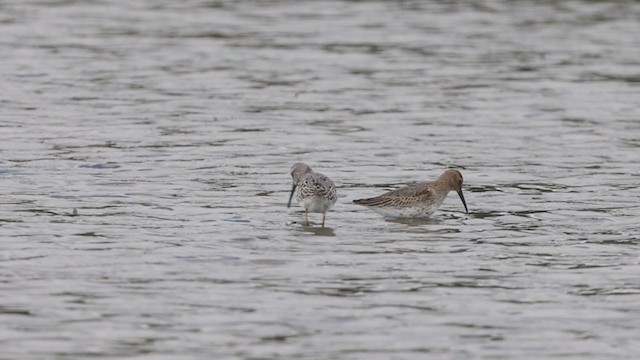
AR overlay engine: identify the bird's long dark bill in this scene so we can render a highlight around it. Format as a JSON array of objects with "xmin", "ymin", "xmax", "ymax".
[
  {"xmin": 457, "ymin": 190, "xmax": 468, "ymax": 213},
  {"xmin": 287, "ymin": 184, "xmax": 297, "ymax": 208}
]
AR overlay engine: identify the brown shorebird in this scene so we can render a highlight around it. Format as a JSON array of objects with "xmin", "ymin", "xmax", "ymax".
[
  {"xmin": 287, "ymin": 163, "xmax": 337, "ymax": 227},
  {"xmin": 353, "ymin": 169, "xmax": 468, "ymax": 218}
]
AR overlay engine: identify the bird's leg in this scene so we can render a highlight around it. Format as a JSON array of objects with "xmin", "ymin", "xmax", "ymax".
[
  {"xmin": 322, "ymin": 213, "xmax": 326, "ymax": 228},
  {"xmin": 304, "ymin": 210, "xmax": 309, "ymax": 226}
]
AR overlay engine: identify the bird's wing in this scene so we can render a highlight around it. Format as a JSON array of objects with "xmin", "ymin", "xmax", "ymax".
[
  {"xmin": 300, "ymin": 172, "xmax": 337, "ymax": 200},
  {"xmin": 353, "ymin": 182, "xmax": 432, "ymax": 207},
  {"xmin": 378, "ymin": 182, "xmax": 432, "ymax": 197}
]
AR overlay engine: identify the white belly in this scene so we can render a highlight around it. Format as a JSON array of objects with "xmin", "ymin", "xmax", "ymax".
[{"xmin": 301, "ymin": 196, "xmax": 334, "ymax": 213}]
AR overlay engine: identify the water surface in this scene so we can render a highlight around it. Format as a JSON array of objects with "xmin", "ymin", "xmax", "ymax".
[{"xmin": 1, "ymin": 0, "xmax": 639, "ymax": 359}]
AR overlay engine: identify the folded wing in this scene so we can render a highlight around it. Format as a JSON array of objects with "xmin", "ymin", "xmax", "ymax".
[{"xmin": 353, "ymin": 182, "xmax": 432, "ymax": 207}]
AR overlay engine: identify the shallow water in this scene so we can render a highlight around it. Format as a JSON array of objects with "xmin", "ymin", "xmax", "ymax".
[{"xmin": 1, "ymin": 0, "xmax": 640, "ymax": 359}]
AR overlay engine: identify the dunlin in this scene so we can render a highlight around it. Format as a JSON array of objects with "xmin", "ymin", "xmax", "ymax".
[
  {"xmin": 353, "ymin": 169, "xmax": 468, "ymax": 218},
  {"xmin": 287, "ymin": 163, "xmax": 337, "ymax": 227}
]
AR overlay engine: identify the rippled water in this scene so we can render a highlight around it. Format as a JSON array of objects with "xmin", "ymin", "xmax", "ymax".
[{"xmin": 1, "ymin": 0, "xmax": 640, "ymax": 358}]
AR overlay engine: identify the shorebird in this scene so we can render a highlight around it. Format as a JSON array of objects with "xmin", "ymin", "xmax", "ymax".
[
  {"xmin": 287, "ymin": 162, "xmax": 337, "ymax": 227},
  {"xmin": 353, "ymin": 169, "xmax": 468, "ymax": 218}
]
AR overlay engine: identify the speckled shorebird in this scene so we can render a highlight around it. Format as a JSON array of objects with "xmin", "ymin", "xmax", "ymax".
[
  {"xmin": 287, "ymin": 162, "xmax": 337, "ymax": 227},
  {"xmin": 353, "ymin": 169, "xmax": 468, "ymax": 218}
]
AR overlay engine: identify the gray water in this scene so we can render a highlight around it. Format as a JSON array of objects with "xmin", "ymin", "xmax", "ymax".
[{"xmin": 1, "ymin": 0, "xmax": 640, "ymax": 359}]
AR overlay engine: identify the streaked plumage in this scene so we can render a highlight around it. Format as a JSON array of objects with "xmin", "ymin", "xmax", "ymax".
[
  {"xmin": 353, "ymin": 169, "xmax": 468, "ymax": 218},
  {"xmin": 287, "ymin": 162, "xmax": 337, "ymax": 227}
]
